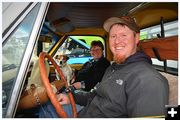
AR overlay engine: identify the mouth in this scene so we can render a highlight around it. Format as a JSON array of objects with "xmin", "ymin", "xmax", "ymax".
[
  {"xmin": 115, "ymin": 46, "xmax": 125, "ymax": 51},
  {"xmin": 116, "ymin": 46, "xmax": 124, "ymax": 50}
]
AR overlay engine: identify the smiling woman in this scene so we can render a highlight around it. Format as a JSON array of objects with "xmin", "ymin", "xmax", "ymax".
[{"xmin": 2, "ymin": 2, "xmax": 178, "ymax": 118}]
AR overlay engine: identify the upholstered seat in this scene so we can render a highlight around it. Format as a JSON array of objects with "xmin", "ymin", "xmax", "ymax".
[{"xmin": 160, "ymin": 72, "xmax": 178, "ymax": 105}]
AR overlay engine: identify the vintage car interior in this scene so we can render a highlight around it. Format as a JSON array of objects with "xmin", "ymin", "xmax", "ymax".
[{"xmin": 2, "ymin": 2, "xmax": 178, "ymax": 118}]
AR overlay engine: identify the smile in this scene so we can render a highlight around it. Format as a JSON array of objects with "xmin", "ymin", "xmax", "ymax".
[{"xmin": 115, "ymin": 46, "xmax": 125, "ymax": 50}]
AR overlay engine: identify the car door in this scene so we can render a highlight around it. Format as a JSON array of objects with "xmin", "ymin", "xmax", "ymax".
[{"xmin": 2, "ymin": 2, "xmax": 49, "ymax": 118}]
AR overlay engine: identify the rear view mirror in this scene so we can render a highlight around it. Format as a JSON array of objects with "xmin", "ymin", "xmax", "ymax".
[{"xmin": 39, "ymin": 35, "xmax": 52, "ymax": 43}]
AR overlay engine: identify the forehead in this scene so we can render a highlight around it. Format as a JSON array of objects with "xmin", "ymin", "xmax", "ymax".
[
  {"xmin": 91, "ymin": 45, "xmax": 101, "ymax": 49},
  {"xmin": 109, "ymin": 24, "xmax": 132, "ymax": 33}
]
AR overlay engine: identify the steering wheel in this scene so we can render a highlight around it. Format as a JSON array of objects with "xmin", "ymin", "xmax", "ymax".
[{"xmin": 39, "ymin": 52, "xmax": 77, "ymax": 118}]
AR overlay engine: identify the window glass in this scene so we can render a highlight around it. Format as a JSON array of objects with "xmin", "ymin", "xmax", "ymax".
[
  {"xmin": 140, "ymin": 20, "xmax": 178, "ymax": 40},
  {"xmin": 140, "ymin": 20, "xmax": 178, "ymax": 74},
  {"xmin": 2, "ymin": 4, "xmax": 41, "ymax": 117},
  {"xmin": 152, "ymin": 58, "xmax": 178, "ymax": 74},
  {"xmin": 54, "ymin": 36, "xmax": 105, "ymax": 64}
]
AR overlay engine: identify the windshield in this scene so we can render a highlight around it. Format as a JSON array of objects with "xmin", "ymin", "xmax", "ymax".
[{"xmin": 53, "ymin": 36, "xmax": 105, "ymax": 64}]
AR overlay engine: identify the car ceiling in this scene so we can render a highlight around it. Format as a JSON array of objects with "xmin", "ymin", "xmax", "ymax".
[
  {"xmin": 45, "ymin": 2, "xmax": 178, "ymax": 33},
  {"xmin": 46, "ymin": 2, "xmax": 142, "ymax": 33}
]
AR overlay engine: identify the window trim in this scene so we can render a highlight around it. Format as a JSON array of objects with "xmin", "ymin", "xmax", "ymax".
[{"xmin": 4, "ymin": 3, "xmax": 49, "ymax": 118}]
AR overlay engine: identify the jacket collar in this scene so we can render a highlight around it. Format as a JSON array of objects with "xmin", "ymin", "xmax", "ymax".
[{"xmin": 112, "ymin": 51, "xmax": 152, "ymax": 67}]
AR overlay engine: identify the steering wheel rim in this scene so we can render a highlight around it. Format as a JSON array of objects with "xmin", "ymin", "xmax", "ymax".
[{"xmin": 39, "ymin": 52, "xmax": 77, "ymax": 118}]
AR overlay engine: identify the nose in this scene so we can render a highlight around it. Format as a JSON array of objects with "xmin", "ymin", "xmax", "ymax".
[{"xmin": 115, "ymin": 36, "xmax": 123, "ymax": 44}]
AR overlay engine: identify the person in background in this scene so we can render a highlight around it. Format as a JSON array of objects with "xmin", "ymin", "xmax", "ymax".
[{"xmin": 72, "ymin": 40, "xmax": 110, "ymax": 91}]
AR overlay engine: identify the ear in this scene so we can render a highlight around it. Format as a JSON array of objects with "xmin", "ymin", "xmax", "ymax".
[
  {"xmin": 135, "ymin": 33, "xmax": 140, "ymax": 45},
  {"xmin": 63, "ymin": 55, "xmax": 69, "ymax": 61},
  {"xmin": 55, "ymin": 55, "xmax": 58, "ymax": 59},
  {"xmin": 66, "ymin": 56, "xmax": 69, "ymax": 61}
]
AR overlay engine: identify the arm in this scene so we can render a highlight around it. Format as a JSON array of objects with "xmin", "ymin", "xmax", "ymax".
[
  {"xmin": 73, "ymin": 90, "xmax": 97, "ymax": 106},
  {"xmin": 58, "ymin": 89, "xmax": 97, "ymax": 106}
]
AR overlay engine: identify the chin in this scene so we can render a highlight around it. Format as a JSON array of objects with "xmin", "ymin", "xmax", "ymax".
[{"xmin": 114, "ymin": 54, "xmax": 126, "ymax": 64}]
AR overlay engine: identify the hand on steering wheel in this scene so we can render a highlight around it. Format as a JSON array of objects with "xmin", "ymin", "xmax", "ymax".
[{"xmin": 39, "ymin": 52, "xmax": 77, "ymax": 118}]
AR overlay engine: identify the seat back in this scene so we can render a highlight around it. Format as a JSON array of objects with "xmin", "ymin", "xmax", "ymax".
[
  {"xmin": 26, "ymin": 57, "xmax": 50, "ymax": 89},
  {"xmin": 159, "ymin": 72, "xmax": 178, "ymax": 105}
]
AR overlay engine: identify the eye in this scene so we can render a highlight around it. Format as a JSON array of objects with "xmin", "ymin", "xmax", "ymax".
[{"xmin": 110, "ymin": 35, "xmax": 116, "ymax": 39}]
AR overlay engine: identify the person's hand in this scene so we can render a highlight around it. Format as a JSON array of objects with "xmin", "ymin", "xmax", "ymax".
[
  {"xmin": 57, "ymin": 93, "xmax": 70, "ymax": 104},
  {"xmin": 72, "ymin": 82, "xmax": 81, "ymax": 89}
]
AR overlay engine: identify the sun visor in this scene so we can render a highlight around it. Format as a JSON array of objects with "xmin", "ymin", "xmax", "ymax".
[{"xmin": 51, "ymin": 17, "xmax": 75, "ymax": 33}]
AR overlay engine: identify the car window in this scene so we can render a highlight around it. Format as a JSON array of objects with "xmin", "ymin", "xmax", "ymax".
[
  {"xmin": 140, "ymin": 20, "xmax": 178, "ymax": 74},
  {"xmin": 54, "ymin": 36, "xmax": 105, "ymax": 64},
  {"xmin": 140, "ymin": 20, "xmax": 178, "ymax": 40},
  {"xmin": 2, "ymin": 4, "xmax": 41, "ymax": 117}
]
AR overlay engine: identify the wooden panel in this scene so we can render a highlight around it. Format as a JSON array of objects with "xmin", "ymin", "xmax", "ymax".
[{"xmin": 139, "ymin": 36, "xmax": 178, "ymax": 60}]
